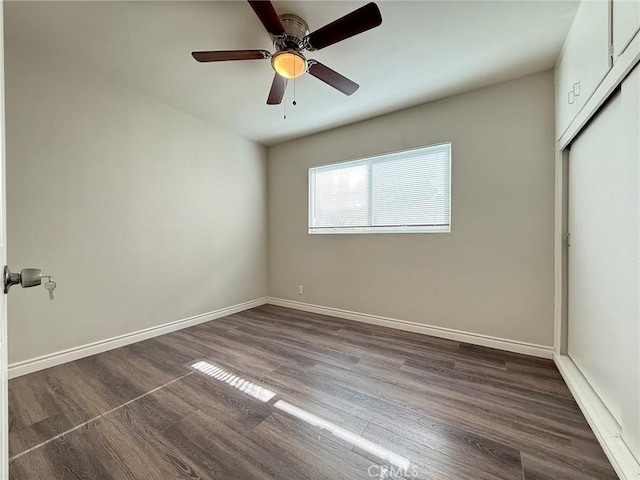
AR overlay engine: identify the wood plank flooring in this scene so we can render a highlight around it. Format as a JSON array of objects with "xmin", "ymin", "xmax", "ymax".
[{"xmin": 8, "ymin": 305, "xmax": 618, "ymax": 479}]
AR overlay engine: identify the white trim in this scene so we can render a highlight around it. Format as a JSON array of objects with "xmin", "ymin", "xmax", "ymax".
[
  {"xmin": 617, "ymin": 24, "xmax": 640, "ymax": 60},
  {"xmin": 7, "ymin": 297, "xmax": 268, "ymax": 379},
  {"xmin": 554, "ymin": 354, "xmax": 640, "ymax": 480},
  {"xmin": 553, "ymin": 144, "xmax": 564, "ymax": 356},
  {"xmin": 267, "ymin": 297, "xmax": 553, "ymax": 359},
  {"xmin": 0, "ymin": 1, "xmax": 8, "ymax": 477},
  {"xmin": 308, "ymin": 225, "xmax": 450, "ymax": 235}
]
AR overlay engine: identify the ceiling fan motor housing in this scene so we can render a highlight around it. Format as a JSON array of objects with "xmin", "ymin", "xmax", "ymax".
[{"xmin": 274, "ymin": 14, "xmax": 309, "ymax": 50}]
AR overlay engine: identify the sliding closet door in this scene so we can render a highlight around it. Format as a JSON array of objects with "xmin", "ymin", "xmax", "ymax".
[{"xmin": 567, "ymin": 67, "xmax": 640, "ymax": 459}]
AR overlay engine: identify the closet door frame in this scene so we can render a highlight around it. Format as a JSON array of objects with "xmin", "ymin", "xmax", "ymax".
[{"xmin": 553, "ymin": 31, "xmax": 640, "ymax": 480}]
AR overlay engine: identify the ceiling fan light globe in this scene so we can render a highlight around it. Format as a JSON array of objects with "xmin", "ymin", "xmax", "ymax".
[{"xmin": 272, "ymin": 51, "xmax": 307, "ymax": 79}]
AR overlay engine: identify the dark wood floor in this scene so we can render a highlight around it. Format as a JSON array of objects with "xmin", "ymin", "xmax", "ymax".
[{"xmin": 8, "ymin": 305, "xmax": 617, "ymax": 479}]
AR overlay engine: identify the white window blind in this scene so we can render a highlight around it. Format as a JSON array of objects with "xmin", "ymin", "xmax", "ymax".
[{"xmin": 309, "ymin": 143, "xmax": 451, "ymax": 234}]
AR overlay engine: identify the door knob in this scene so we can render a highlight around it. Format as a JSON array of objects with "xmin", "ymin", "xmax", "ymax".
[{"xmin": 3, "ymin": 266, "xmax": 42, "ymax": 293}]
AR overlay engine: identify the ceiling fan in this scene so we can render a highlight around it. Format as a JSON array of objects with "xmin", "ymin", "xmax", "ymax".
[{"xmin": 192, "ymin": 1, "xmax": 382, "ymax": 105}]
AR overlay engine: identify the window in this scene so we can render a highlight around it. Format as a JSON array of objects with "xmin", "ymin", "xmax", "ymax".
[{"xmin": 308, "ymin": 143, "xmax": 451, "ymax": 234}]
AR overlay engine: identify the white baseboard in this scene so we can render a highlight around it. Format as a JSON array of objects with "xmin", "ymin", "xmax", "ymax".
[
  {"xmin": 554, "ymin": 354, "xmax": 640, "ymax": 480},
  {"xmin": 267, "ymin": 297, "xmax": 554, "ymax": 359},
  {"xmin": 8, "ymin": 297, "xmax": 268, "ymax": 379}
]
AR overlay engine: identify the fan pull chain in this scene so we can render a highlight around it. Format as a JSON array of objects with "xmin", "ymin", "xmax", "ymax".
[
  {"xmin": 293, "ymin": 76, "xmax": 297, "ymax": 106},
  {"xmin": 283, "ymin": 98, "xmax": 287, "ymax": 120}
]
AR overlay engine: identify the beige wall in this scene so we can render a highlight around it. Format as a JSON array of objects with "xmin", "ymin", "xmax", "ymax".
[
  {"xmin": 268, "ymin": 71, "xmax": 555, "ymax": 346},
  {"xmin": 5, "ymin": 42, "xmax": 268, "ymax": 364}
]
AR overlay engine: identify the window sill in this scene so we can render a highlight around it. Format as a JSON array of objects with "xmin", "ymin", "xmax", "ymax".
[{"xmin": 308, "ymin": 226, "xmax": 451, "ymax": 235}]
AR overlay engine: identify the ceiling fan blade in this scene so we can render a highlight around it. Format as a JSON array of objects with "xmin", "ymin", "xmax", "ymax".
[
  {"xmin": 308, "ymin": 61, "xmax": 359, "ymax": 95},
  {"xmin": 192, "ymin": 50, "xmax": 270, "ymax": 62},
  {"xmin": 248, "ymin": 1, "xmax": 285, "ymax": 36},
  {"xmin": 267, "ymin": 73, "xmax": 287, "ymax": 105},
  {"xmin": 305, "ymin": 2, "xmax": 382, "ymax": 51}
]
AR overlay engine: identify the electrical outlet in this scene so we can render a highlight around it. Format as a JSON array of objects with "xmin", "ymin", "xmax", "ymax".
[{"xmin": 298, "ymin": 285, "xmax": 304, "ymax": 295}]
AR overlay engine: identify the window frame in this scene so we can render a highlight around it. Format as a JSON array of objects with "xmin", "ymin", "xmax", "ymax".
[{"xmin": 308, "ymin": 142, "xmax": 452, "ymax": 235}]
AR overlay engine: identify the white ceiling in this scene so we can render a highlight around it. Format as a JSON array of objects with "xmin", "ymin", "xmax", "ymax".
[{"xmin": 4, "ymin": 1, "xmax": 578, "ymax": 146}]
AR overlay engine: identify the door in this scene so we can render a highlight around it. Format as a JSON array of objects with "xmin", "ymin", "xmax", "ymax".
[
  {"xmin": 0, "ymin": 1, "xmax": 8, "ymax": 478},
  {"xmin": 567, "ymin": 67, "xmax": 640, "ymax": 459},
  {"xmin": 568, "ymin": 89, "xmax": 628, "ymax": 424}
]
